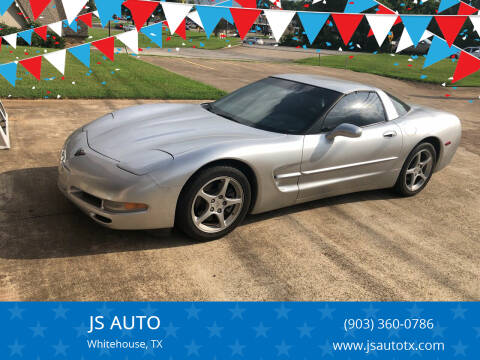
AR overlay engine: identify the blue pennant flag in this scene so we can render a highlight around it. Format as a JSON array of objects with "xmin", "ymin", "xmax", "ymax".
[
  {"xmin": 438, "ymin": 0, "xmax": 460, "ymax": 13},
  {"xmin": 401, "ymin": 15, "xmax": 432, "ymax": 47},
  {"xmin": 0, "ymin": 62, "xmax": 18, "ymax": 87},
  {"xmin": 0, "ymin": 0, "xmax": 12, "ymax": 15},
  {"xmin": 96, "ymin": 0, "xmax": 123, "ymax": 28},
  {"xmin": 141, "ymin": 23, "xmax": 163, "ymax": 48},
  {"xmin": 69, "ymin": 44, "xmax": 91, "ymax": 68},
  {"xmin": 423, "ymin": 36, "xmax": 459, "ymax": 68},
  {"xmin": 63, "ymin": 19, "xmax": 78, "ymax": 32},
  {"xmin": 298, "ymin": 12, "xmax": 330, "ymax": 45},
  {"xmin": 214, "ymin": 0, "xmax": 233, "ymax": 24},
  {"xmin": 344, "ymin": 0, "xmax": 377, "ymax": 13},
  {"xmin": 18, "ymin": 29, "xmax": 33, "ymax": 45},
  {"xmin": 196, "ymin": 6, "xmax": 232, "ymax": 38}
]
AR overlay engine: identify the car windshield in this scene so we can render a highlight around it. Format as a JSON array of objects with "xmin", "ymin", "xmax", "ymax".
[{"xmin": 207, "ymin": 77, "xmax": 342, "ymax": 135}]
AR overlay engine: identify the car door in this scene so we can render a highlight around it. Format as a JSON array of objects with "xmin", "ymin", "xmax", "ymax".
[{"xmin": 298, "ymin": 91, "xmax": 402, "ymax": 201}]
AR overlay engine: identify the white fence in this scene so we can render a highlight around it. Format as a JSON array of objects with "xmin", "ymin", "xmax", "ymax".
[{"xmin": 0, "ymin": 101, "xmax": 10, "ymax": 149}]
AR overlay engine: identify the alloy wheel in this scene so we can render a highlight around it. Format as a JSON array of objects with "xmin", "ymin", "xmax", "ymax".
[{"xmin": 405, "ymin": 149, "xmax": 433, "ymax": 192}]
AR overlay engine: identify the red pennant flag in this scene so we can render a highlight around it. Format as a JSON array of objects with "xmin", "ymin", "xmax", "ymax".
[
  {"xmin": 20, "ymin": 56, "xmax": 42, "ymax": 80},
  {"xmin": 77, "ymin": 13, "xmax": 93, "ymax": 28},
  {"xmin": 29, "ymin": 0, "xmax": 51, "ymax": 20},
  {"xmin": 175, "ymin": 18, "xmax": 186, "ymax": 40},
  {"xmin": 34, "ymin": 26, "xmax": 48, "ymax": 41},
  {"xmin": 453, "ymin": 51, "xmax": 480, "ymax": 83},
  {"xmin": 458, "ymin": 2, "xmax": 478, "ymax": 15},
  {"xmin": 435, "ymin": 15, "xmax": 467, "ymax": 47},
  {"xmin": 93, "ymin": 37, "xmax": 115, "ymax": 61},
  {"xmin": 235, "ymin": 0, "xmax": 256, "ymax": 8},
  {"xmin": 332, "ymin": 14, "xmax": 364, "ymax": 46},
  {"xmin": 230, "ymin": 8, "xmax": 262, "ymax": 40},
  {"xmin": 123, "ymin": 0, "xmax": 159, "ymax": 32}
]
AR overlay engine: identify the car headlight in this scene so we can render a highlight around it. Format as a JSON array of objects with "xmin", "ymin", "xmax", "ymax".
[{"xmin": 102, "ymin": 200, "xmax": 148, "ymax": 213}]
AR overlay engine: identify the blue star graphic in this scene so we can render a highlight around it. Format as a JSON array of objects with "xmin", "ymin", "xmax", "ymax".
[
  {"xmin": 185, "ymin": 304, "xmax": 201, "ymax": 320},
  {"xmin": 407, "ymin": 303, "xmax": 424, "ymax": 317},
  {"xmin": 52, "ymin": 304, "xmax": 69, "ymax": 320},
  {"xmin": 229, "ymin": 304, "xmax": 246, "ymax": 319},
  {"xmin": 275, "ymin": 340, "xmax": 292, "ymax": 356},
  {"xmin": 96, "ymin": 303, "xmax": 113, "ymax": 319},
  {"xmin": 431, "ymin": 323, "xmax": 447, "ymax": 338},
  {"xmin": 30, "ymin": 322, "xmax": 47, "ymax": 337},
  {"xmin": 318, "ymin": 304, "xmax": 335, "ymax": 320},
  {"xmin": 474, "ymin": 327, "xmax": 480, "ymax": 338},
  {"xmin": 8, "ymin": 304, "xmax": 25, "ymax": 320},
  {"xmin": 253, "ymin": 322, "xmax": 270, "ymax": 338},
  {"xmin": 229, "ymin": 339, "xmax": 245, "ymax": 356},
  {"xmin": 362, "ymin": 304, "xmax": 379, "ymax": 319},
  {"xmin": 297, "ymin": 323, "xmax": 314, "ymax": 338},
  {"xmin": 207, "ymin": 322, "xmax": 223, "ymax": 338},
  {"xmin": 164, "ymin": 322, "xmax": 179, "ymax": 337},
  {"xmin": 73, "ymin": 323, "xmax": 89, "ymax": 338},
  {"xmin": 274, "ymin": 303, "xmax": 291, "ymax": 319},
  {"xmin": 8, "ymin": 340, "xmax": 24, "ymax": 356},
  {"xmin": 141, "ymin": 303, "xmax": 158, "ymax": 317},
  {"xmin": 387, "ymin": 327, "xmax": 400, "ymax": 338},
  {"xmin": 452, "ymin": 341, "xmax": 467, "ymax": 356},
  {"xmin": 319, "ymin": 340, "xmax": 333, "ymax": 357},
  {"xmin": 52, "ymin": 340, "xmax": 69, "ymax": 356},
  {"xmin": 451, "ymin": 305, "xmax": 467, "ymax": 320},
  {"xmin": 185, "ymin": 340, "xmax": 202, "ymax": 356}
]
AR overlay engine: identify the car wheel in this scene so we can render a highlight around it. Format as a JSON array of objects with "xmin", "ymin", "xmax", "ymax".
[
  {"xmin": 176, "ymin": 166, "xmax": 251, "ymax": 241},
  {"xmin": 394, "ymin": 142, "xmax": 436, "ymax": 197}
]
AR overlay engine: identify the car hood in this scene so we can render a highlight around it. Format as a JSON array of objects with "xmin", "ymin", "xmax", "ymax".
[{"xmin": 84, "ymin": 103, "xmax": 280, "ymax": 162}]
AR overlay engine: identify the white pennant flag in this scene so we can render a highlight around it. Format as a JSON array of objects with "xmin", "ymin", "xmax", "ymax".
[
  {"xmin": 62, "ymin": 0, "xmax": 88, "ymax": 24},
  {"xmin": 116, "ymin": 30, "xmax": 139, "ymax": 54},
  {"xmin": 470, "ymin": 16, "xmax": 480, "ymax": 35},
  {"xmin": 366, "ymin": 14, "xmax": 398, "ymax": 47},
  {"xmin": 44, "ymin": 49, "xmax": 66, "ymax": 75},
  {"xmin": 187, "ymin": 11, "xmax": 204, "ymax": 29},
  {"xmin": 264, "ymin": 10, "xmax": 295, "ymax": 42},
  {"xmin": 93, "ymin": 10, "xmax": 99, "ymax": 18},
  {"xmin": 3, "ymin": 33, "xmax": 17, "ymax": 49},
  {"xmin": 161, "ymin": 2, "xmax": 192, "ymax": 35},
  {"xmin": 48, "ymin": 21, "xmax": 63, "ymax": 37},
  {"xmin": 396, "ymin": 28, "xmax": 433, "ymax": 53}
]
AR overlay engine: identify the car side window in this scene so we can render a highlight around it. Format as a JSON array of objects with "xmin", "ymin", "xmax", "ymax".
[{"xmin": 322, "ymin": 92, "xmax": 386, "ymax": 132}]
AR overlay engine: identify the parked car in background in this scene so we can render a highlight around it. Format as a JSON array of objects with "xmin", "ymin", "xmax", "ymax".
[
  {"xmin": 122, "ymin": 24, "xmax": 136, "ymax": 31},
  {"xmin": 454, "ymin": 46, "xmax": 480, "ymax": 59},
  {"xmin": 243, "ymin": 37, "xmax": 264, "ymax": 45}
]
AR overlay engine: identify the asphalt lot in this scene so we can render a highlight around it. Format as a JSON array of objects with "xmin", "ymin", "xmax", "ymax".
[{"xmin": 0, "ymin": 57, "xmax": 479, "ymax": 301}]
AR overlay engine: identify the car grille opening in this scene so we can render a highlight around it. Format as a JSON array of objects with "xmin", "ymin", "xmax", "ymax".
[
  {"xmin": 92, "ymin": 214, "xmax": 112, "ymax": 224},
  {"xmin": 70, "ymin": 187, "xmax": 102, "ymax": 208}
]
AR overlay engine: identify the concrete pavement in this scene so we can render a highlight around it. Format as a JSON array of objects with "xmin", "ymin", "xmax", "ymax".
[{"xmin": 0, "ymin": 60, "xmax": 479, "ymax": 301}]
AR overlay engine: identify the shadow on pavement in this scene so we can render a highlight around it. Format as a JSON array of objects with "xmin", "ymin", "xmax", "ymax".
[{"xmin": 0, "ymin": 166, "xmax": 397, "ymax": 260}]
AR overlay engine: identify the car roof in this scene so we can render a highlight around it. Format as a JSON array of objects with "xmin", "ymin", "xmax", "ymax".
[{"xmin": 273, "ymin": 74, "xmax": 378, "ymax": 94}]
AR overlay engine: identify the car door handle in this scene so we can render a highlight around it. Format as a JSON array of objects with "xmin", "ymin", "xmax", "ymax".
[{"xmin": 383, "ymin": 131, "xmax": 397, "ymax": 138}]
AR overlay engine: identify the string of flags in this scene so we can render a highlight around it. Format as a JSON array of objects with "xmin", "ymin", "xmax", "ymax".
[{"xmin": 0, "ymin": 1, "xmax": 480, "ymax": 86}]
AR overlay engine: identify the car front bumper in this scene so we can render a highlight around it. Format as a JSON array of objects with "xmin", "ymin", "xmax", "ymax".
[{"xmin": 58, "ymin": 129, "xmax": 179, "ymax": 230}]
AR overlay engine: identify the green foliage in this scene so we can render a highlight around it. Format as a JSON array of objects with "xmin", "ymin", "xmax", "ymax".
[{"xmin": 0, "ymin": 23, "xmax": 65, "ymax": 49}]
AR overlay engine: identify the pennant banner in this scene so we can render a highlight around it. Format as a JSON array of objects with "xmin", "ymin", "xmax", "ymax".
[
  {"xmin": 161, "ymin": 2, "xmax": 192, "ymax": 35},
  {"xmin": 453, "ymin": 50, "xmax": 480, "ymax": 82},
  {"xmin": 34, "ymin": 26, "xmax": 48, "ymax": 41},
  {"xmin": 196, "ymin": 6, "xmax": 229, "ymax": 39},
  {"xmin": 297, "ymin": 12, "xmax": 330, "ymax": 45},
  {"xmin": 396, "ymin": 28, "xmax": 433, "ymax": 53},
  {"xmin": 423, "ymin": 36, "xmax": 460, "ymax": 69},
  {"xmin": 264, "ymin": 10, "xmax": 296, "ymax": 42},
  {"xmin": 400, "ymin": 15, "xmax": 432, "ymax": 47},
  {"xmin": 18, "ymin": 29, "xmax": 33, "ymax": 45},
  {"xmin": 116, "ymin": 30, "xmax": 139, "ymax": 54},
  {"xmin": 123, "ymin": 0, "xmax": 159, "ymax": 32},
  {"xmin": 62, "ymin": 0, "xmax": 88, "ymax": 25},
  {"xmin": 0, "ymin": 62, "xmax": 17, "ymax": 86},
  {"xmin": 332, "ymin": 13, "xmax": 364, "ymax": 46},
  {"xmin": 95, "ymin": 0, "xmax": 123, "ymax": 27},
  {"xmin": 344, "ymin": 0, "xmax": 378, "ymax": 14},
  {"xmin": 435, "ymin": 15, "xmax": 467, "ymax": 47},
  {"xmin": 230, "ymin": 8, "xmax": 262, "ymax": 40},
  {"xmin": 44, "ymin": 49, "xmax": 67, "ymax": 75},
  {"xmin": 68, "ymin": 43, "xmax": 91, "ymax": 68},
  {"xmin": 141, "ymin": 22, "xmax": 163, "ymax": 48},
  {"xmin": 366, "ymin": 14, "xmax": 398, "ymax": 47},
  {"xmin": 438, "ymin": 0, "xmax": 460, "ymax": 13},
  {"xmin": 92, "ymin": 37, "xmax": 115, "ymax": 62},
  {"xmin": 30, "ymin": 0, "xmax": 51, "ymax": 20},
  {"xmin": 19, "ymin": 56, "xmax": 42, "ymax": 80}
]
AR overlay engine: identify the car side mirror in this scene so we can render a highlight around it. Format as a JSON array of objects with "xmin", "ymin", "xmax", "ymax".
[{"xmin": 326, "ymin": 123, "xmax": 363, "ymax": 141}]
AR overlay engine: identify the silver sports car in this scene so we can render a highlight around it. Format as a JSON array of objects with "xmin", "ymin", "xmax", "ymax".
[{"xmin": 58, "ymin": 74, "xmax": 461, "ymax": 241}]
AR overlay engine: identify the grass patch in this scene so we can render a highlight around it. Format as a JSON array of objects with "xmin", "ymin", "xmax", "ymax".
[
  {"xmin": 296, "ymin": 53, "xmax": 480, "ymax": 87},
  {"xmin": 88, "ymin": 27, "xmax": 241, "ymax": 50},
  {"xmin": 0, "ymin": 46, "xmax": 226, "ymax": 99}
]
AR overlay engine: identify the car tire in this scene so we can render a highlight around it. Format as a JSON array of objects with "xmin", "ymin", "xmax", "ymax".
[
  {"xmin": 394, "ymin": 142, "xmax": 437, "ymax": 197},
  {"xmin": 175, "ymin": 166, "xmax": 252, "ymax": 241}
]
